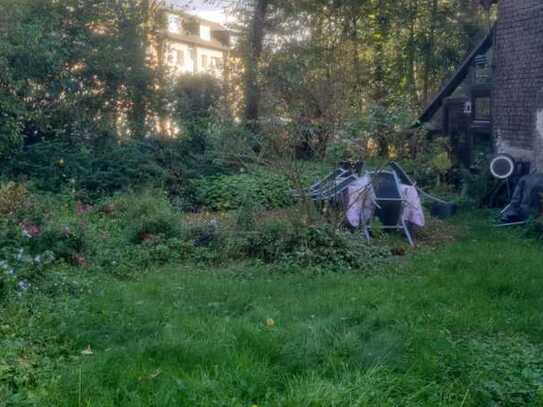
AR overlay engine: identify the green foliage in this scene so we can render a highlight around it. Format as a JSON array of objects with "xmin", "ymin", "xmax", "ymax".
[
  {"xmin": 395, "ymin": 136, "xmax": 456, "ymax": 192},
  {"xmin": 210, "ymin": 208, "xmax": 392, "ymax": 271},
  {"xmin": 0, "ymin": 248, "xmax": 56, "ymax": 303},
  {"xmin": 122, "ymin": 191, "xmax": 184, "ymax": 244},
  {"xmin": 0, "ymin": 188, "xmax": 191, "ymax": 282},
  {"xmin": 0, "ymin": 97, "xmax": 24, "ymax": 160},
  {"xmin": 28, "ymin": 224, "xmax": 86, "ymax": 264},
  {"xmin": 0, "ymin": 182, "xmax": 31, "ymax": 218},
  {"xmin": 1, "ymin": 134, "xmax": 235, "ymax": 206},
  {"xmin": 75, "ymin": 191, "xmax": 191, "ymax": 276},
  {"xmin": 460, "ymin": 158, "xmax": 501, "ymax": 208},
  {"xmin": 243, "ymin": 0, "xmax": 492, "ymax": 157},
  {"xmin": 173, "ymin": 74, "xmax": 223, "ymax": 122},
  {"xmin": 195, "ymin": 169, "xmax": 292, "ymax": 211},
  {"xmin": 5, "ymin": 217, "xmax": 543, "ymax": 405},
  {"xmin": 0, "ymin": 0, "xmax": 164, "ymax": 150},
  {"xmin": 2, "ymin": 141, "xmax": 167, "ymax": 199},
  {"xmin": 282, "ymin": 223, "xmax": 391, "ymax": 271},
  {"xmin": 326, "ymin": 100, "xmax": 418, "ymax": 162}
]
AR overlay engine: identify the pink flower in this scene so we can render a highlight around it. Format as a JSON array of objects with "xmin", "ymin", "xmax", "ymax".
[{"xmin": 21, "ymin": 222, "xmax": 41, "ymax": 238}]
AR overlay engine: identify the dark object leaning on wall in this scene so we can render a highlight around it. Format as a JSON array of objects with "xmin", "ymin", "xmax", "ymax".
[{"xmin": 500, "ymin": 174, "xmax": 543, "ymax": 223}]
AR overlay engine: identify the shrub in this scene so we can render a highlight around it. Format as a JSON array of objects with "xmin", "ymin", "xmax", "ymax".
[
  {"xmin": 0, "ymin": 95, "xmax": 24, "ymax": 161},
  {"xmin": 2, "ymin": 136, "xmax": 231, "ymax": 206},
  {"xmin": 28, "ymin": 224, "xmax": 86, "ymax": 264},
  {"xmin": 195, "ymin": 168, "xmax": 292, "ymax": 211},
  {"xmin": 126, "ymin": 215, "xmax": 183, "ymax": 244},
  {"xmin": 282, "ymin": 224, "xmax": 391, "ymax": 271},
  {"xmin": 245, "ymin": 218, "xmax": 297, "ymax": 263},
  {"xmin": 144, "ymin": 238, "xmax": 191, "ymax": 265},
  {"xmin": 120, "ymin": 191, "xmax": 184, "ymax": 244},
  {"xmin": 0, "ymin": 182, "xmax": 31, "ymax": 219},
  {"xmin": 0, "ymin": 246, "xmax": 56, "ymax": 303},
  {"xmin": 460, "ymin": 162, "xmax": 501, "ymax": 208},
  {"xmin": 2, "ymin": 141, "xmax": 168, "ymax": 200},
  {"xmin": 210, "ymin": 211, "xmax": 391, "ymax": 271},
  {"xmin": 173, "ymin": 74, "xmax": 223, "ymax": 122}
]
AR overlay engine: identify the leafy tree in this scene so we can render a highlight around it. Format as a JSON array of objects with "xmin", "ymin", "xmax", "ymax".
[
  {"xmin": 0, "ymin": 0, "xmax": 166, "ymax": 159},
  {"xmin": 232, "ymin": 0, "xmax": 495, "ymax": 157}
]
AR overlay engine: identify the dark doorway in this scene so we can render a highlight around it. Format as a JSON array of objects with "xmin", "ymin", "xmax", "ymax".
[{"xmin": 444, "ymin": 97, "xmax": 471, "ymax": 168}]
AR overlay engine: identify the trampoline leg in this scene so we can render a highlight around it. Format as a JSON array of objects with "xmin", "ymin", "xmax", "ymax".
[
  {"xmin": 362, "ymin": 225, "xmax": 371, "ymax": 242},
  {"xmin": 402, "ymin": 219, "xmax": 415, "ymax": 247}
]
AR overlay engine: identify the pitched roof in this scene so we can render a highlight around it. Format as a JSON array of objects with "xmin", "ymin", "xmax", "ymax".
[
  {"xmin": 161, "ymin": 8, "xmax": 230, "ymax": 51},
  {"xmin": 165, "ymin": 8, "xmax": 228, "ymax": 32},
  {"xmin": 416, "ymin": 26, "xmax": 495, "ymax": 125}
]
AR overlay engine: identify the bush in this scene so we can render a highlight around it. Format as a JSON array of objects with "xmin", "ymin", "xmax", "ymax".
[
  {"xmin": 57, "ymin": 190, "xmax": 192, "ymax": 276},
  {"xmin": 173, "ymin": 74, "xmax": 223, "ymax": 123},
  {"xmin": 0, "ymin": 182, "xmax": 31, "ymax": 219},
  {"xmin": 28, "ymin": 224, "xmax": 86, "ymax": 265},
  {"xmin": 458, "ymin": 159, "xmax": 519, "ymax": 210},
  {"xmin": 209, "ymin": 209, "xmax": 391, "ymax": 271},
  {"xmin": 0, "ymin": 245, "xmax": 56, "ymax": 303},
  {"xmin": 282, "ymin": 223, "xmax": 391, "ymax": 271},
  {"xmin": 120, "ymin": 191, "xmax": 184, "ymax": 244},
  {"xmin": 195, "ymin": 168, "xmax": 292, "ymax": 211},
  {"xmin": 126, "ymin": 215, "xmax": 183, "ymax": 244},
  {"xmin": 2, "ymin": 141, "xmax": 168, "ymax": 200},
  {"xmin": 244, "ymin": 218, "xmax": 297, "ymax": 263},
  {"xmin": 1, "ymin": 136, "xmax": 232, "ymax": 207}
]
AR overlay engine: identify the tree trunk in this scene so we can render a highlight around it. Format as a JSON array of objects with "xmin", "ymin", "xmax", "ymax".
[
  {"xmin": 351, "ymin": 14, "xmax": 363, "ymax": 101},
  {"xmin": 407, "ymin": 0, "xmax": 419, "ymax": 105},
  {"xmin": 374, "ymin": 0, "xmax": 389, "ymax": 156},
  {"xmin": 422, "ymin": 0, "xmax": 438, "ymax": 105},
  {"xmin": 243, "ymin": 0, "xmax": 269, "ymax": 134}
]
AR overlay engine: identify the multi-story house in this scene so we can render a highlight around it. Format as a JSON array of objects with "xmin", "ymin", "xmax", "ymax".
[{"xmin": 159, "ymin": 9, "xmax": 231, "ymax": 79}]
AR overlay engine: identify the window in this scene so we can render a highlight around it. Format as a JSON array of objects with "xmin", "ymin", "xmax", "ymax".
[
  {"xmin": 200, "ymin": 25, "xmax": 211, "ymax": 41},
  {"xmin": 474, "ymin": 97, "xmax": 491, "ymax": 121},
  {"xmin": 201, "ymin": 55, "xmax": 208, "ymax": 68},
  {"xmin": 474, "ymin": 55, "xmax": 490, "ymax": 84},
  {"xmin": 176, "ymin": 50, "xmax": 184, "ymax": 66},
  {"xmin": 211, "ymin": 57, "xmax": 222, "ymax": 69},
  {"xmin": 167, "ymin": 14, "xmax": 182, "ymax": 34}
]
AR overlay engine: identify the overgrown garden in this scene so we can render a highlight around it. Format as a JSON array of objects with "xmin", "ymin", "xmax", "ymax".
[{"xmin": 2, "ymin": 0, "xmax": 543, "ymax": 405}]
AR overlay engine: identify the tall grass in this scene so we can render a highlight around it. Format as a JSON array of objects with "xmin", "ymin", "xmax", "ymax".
[{"xmin": 28, "ymin": 220, "xmax": 543, "ymax": 406}]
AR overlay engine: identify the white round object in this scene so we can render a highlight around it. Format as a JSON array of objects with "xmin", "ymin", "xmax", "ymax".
[{"xmin": 490, "ymin": 155, "xmax": 515, "ymax": 179}]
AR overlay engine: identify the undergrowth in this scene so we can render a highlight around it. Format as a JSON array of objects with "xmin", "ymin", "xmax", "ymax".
[{"xmin": 2, "ymin": 219, "xmax": 543, "ymax": 406}]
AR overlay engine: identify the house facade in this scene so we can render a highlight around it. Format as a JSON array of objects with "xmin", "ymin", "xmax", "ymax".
[
  {"xmin": 159, "ymin": 9, "xmax": 231, "ymax": 79},
  {"xmin": 493, "ymin": 0, "xmax": 543, "ymax": 170},
  {"xmin": 418, "ymin": 0, "xmax": 543, "ymax": 171}
]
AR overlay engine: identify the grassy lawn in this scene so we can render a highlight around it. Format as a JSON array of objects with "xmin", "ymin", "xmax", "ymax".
[{"xmin": 4, "ymin": 217, "xmax": 543, "ymax": 406}]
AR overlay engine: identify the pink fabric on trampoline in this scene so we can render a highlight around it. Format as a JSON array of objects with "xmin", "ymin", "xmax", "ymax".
[{"xmin": 346, "ymin": 176, "xmax": 425, "ymax": 228}]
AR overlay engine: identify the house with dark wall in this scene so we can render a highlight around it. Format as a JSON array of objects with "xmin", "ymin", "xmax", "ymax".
[{"xmin": 418, "ymin": 0, "xmax": 543, "ymax": 171}]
